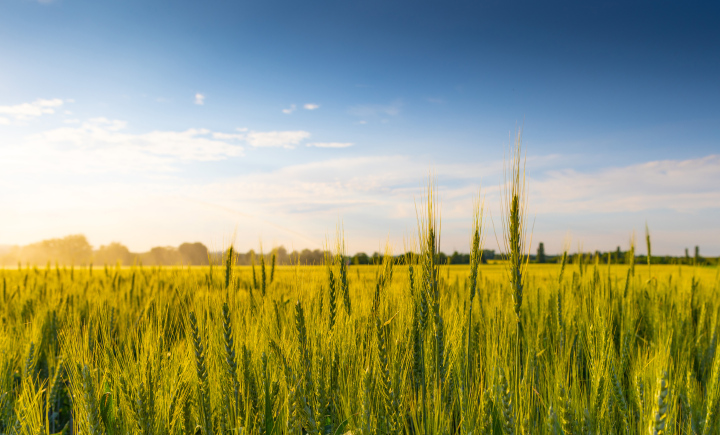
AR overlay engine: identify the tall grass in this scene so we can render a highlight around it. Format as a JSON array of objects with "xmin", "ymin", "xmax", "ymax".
[{"xmin": 500, "ymin": 130, "xmax": 530, "ymax": 434}]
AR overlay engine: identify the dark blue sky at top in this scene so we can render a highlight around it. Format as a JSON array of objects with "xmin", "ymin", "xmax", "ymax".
[{"xmin": 2, "ymin": 0, "xmax": 718, "ymax": 167}]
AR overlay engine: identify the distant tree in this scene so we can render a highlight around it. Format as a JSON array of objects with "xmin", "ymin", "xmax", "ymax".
[
  {"xmin": 95, "ymin": 242, "xmax": 134, "ymax": 266},
  {"xmin": 20, "ymin": 234, "xmax": 93, "ymax": 265},
  {"xmin": 450, "ymin": 251, "xmax": 462, "ymax": 264},
  {"xmin": 298, "ymin": 249, "xmax": 310, "ymax": 265},
  {"xmin": 60, "ymin": 235, "xmax": 93, "ymax": 264},
  {"xmin": 694, "ymin": 246, "xmax": 700, "ymax": 265},
  {"xmin": 481, "ymin": 249, "xmax": 495, "ymax": 263},
  {"xmin": 537, "ymin": 242, "xmax": 546, "ymax": 264},
  {"xmin": 273, "ymin": 246, "xmax": 289, "ymax": 265},
  {"xmin": 685, "ymin": 248, "xmax": 690, "ymax": 264},
  {"xmin": 179, "ymin": 242, "xmax": 209, "ymax": 265},
  {"xmin": 353, "ymin": 252, "xmax": 370, "ymax": 265},
  {"xmin": 297, "ymin": 249, "xmax": 324, "ymax": 265},
  {"xmin": 142, "ymin": 246, "xmax": 181, "ymax": 266},
  {"xmin": 401, "ymin": 251, "xmax": 416, "ymax": 265}
]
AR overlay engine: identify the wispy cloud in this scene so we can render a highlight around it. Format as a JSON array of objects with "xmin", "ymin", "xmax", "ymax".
[
  {"xmin": 2, "ymin": 143, "xmax": 718, "ymax": 253},
  {"xmin": 194, "ymin": 93, "xmax": 205, "ymax": 105},
  {"xmin": 530, "ymin": 155, "xmax": 720, "ymax": 214},
  {"xmin": 306, "ymin": 142, "xmax": 353, "ymax": 148},
  {"xmin": 3, "ymin": 118, "xmax": 245, "ymax": 174},
  {"xmin": 348, "ymin": 99, "xmax": 402, "ymax": 117},
  {"xmin": 197, "ymin": 155, "xmax": 498, "ymax": 221},
  {"xmin": 303, "ymin": 103, "xmax": 320, "ymax": 110},
  {"xmin": 245, "ymin": 130, "xmax": 310, "ymax": 149},
  {"xmin": 282, "ymin": 104, "xmax": 296, "ymax": 114},
  {"xmin": 197, "ymin": 153, "xmax": 720, "ymax": 253},
  {"xmin": 0, "ymin": 107, "xmax": 350, "ymax": 177},
  {"xmin": 0, "ymin": 98, "xmax": 64, "ymax": 122}
]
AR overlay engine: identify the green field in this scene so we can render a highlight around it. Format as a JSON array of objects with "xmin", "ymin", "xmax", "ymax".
[{"xmin": 0, "ymin": 257, "xmax": 718, "ymax": 434}]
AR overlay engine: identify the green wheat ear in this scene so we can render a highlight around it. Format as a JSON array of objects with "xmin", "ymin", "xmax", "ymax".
[
  {"xmin": 652, "ymin": 370, "xmax": 669, "ymax": 435},
  {"xmin": 501, "ymin": 128, "xmax": 530, "ymax": 405},
  {"xmin": 466, "ymin": 191, "xmax": 484, "ymax": 384},
  {"xmin": 502, "ymin": 129, "xmax": 529, "ymax": 316},
  {"xmin": 703, "ymin": 348, "xmax": 720, "ymax": 435},
  {"xmin": 646, "ymin": 223, "xmax": 652, "ymax": 281},
  {"xmin": 225, "ymin": 245, "xmax": 234, "ymax": 290},
  {"xmin": 325, "ymin": 252, "xmax": 337, "ymax": 331},
  {"xmin": 270, "ymin": 251, "xmax": 276, "ymax": 284},
  {"xmin": 628, "ymin": 233, "xmax": 636, "ymax": 277},
  {"xmin": 82, "ymin": 365, "xmax": 104, "ymax": 435},
  {"xmin": 23, "ymin": 341, "xmax": 36, "ymax": 379},
  {"xmin": 361, "ymin": 366, "xmax": 374, "ymax": 435},
  {"xmin": 557, "ymin": 385, "xmax": 575, "ymax": 435},
  {"xmin": 497, "ymin": 367, "xmax": 515, "ymax": 435},
  {"xmin": 260, "ymin": 251, "xmax": 267, "ymax": 296},
  {"xmin": 376, "ymin": 318, "xmax": 398, "ymax": 433},
  {"xmin": 251, "ymin": 252, "xmax": 258, "ymax": 290},
  {"xmin": 189, "ymin": 311, "xmax": 213, "ymax": 435},
  {"xmin": 222, "ymin": 302, "xmax": 243, "ymax": 425},
  {"xmin": 48, "ymin": 359, "xmax": 65, "ymax": 432}
]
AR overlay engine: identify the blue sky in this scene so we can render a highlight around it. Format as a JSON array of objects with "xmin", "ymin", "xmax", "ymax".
[{"xmin": 1, "ymin": 0, "xmax": 719, "ymax": 255}]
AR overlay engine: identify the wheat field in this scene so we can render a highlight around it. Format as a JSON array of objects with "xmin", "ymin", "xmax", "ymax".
[{"xmin": 0, "ymin": 244, "xmax": 718, "ymax": 434}]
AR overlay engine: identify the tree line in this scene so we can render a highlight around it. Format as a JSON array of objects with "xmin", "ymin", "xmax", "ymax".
[
  {"xmin": 533, "ymin": 241, "xmax": 717, "ymax": 266},
  {"xmin": 0, "ymin": 235, "xmax": 211, "ymax": 267},
  {"xmin": 1, "ymin": 234, "xmax": 715, "ymax": 267},
  {"xmin": 0, "ymin": 234, "xmax": 498, "ymax": 267}
]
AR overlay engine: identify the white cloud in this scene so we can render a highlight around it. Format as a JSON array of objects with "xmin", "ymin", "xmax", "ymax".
[
  {"xmin": 282, "ymin": 104, "xmax": 296, "ymax": 114},
  {"xmin": 0, "ymin": 114, "xmax": 348, "ymax": 177},
  {"xmin": 194, "ymin": 93, "xmax": 205, "ymax": 105},
  {"xmin": 306, "ymin": 142, "xmax": 353, "ymax": 148},
  {"xmin": 303, "ymin": 103, "xmax": 320, "ymax": 110},
  {"xmin": 0, "ymin": 117, "xmax": 9, "ymax": 125},
  {"xmin": 245, "ymin": 130, "xmax": 310, "ymax": 149},
  {"xmin": 348, "ymin": 100, "xmax": 402, "ymax": 117},
  {"xmin": 2, "ymin": 143, "xmax": 719, "ymax": 254},
  {"xmin": 192, "ymin": 155, "xmax": 498, "ymax": 221},
  {"xmin": 196, "ymin": 154, "xmax": 720, "ymax": 253},
  {"xmin": 212, "ymin": 132, "xmax": 246, "ymax": 140},
  {"xmin": 530, "ymin": 155, "xmax": 720, "ymax": 214},
  {"xmin": 0, "ymin": 98, "xmax": 64, "ymax": 122},
  {"xmin": 3, "ymin": 118, "xmax": 245, "ymax": 174}
]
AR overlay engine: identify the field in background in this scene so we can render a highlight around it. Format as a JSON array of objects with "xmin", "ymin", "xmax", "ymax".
[{"xmin": 0, "ymin": 258, "xmax": 718, "ymax": 434}]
